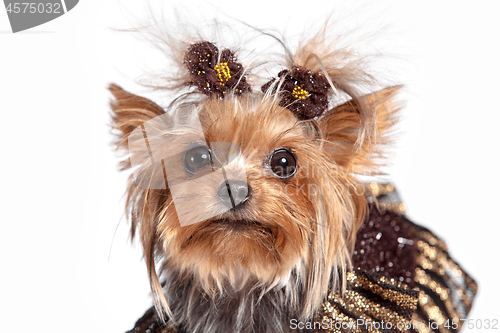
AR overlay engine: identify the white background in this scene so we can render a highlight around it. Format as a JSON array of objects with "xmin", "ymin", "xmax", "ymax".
[{"xmin": 1, "ymin": 1, "xmax": 499, "ymax": 332}]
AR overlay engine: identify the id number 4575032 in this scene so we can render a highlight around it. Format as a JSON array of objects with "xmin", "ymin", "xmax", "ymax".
[
  {"xmin": 6, "ymin": 3, "xmax": 62, "ymax": 14},
  {"xmin": 445, "ymin": 319, "xmax": 498, "ymax": 330}
]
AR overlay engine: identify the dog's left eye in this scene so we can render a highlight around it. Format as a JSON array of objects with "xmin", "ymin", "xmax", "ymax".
[
  {"xmin": 269, "ymin": 149, "xmax": 297, "ymax": 179},
  {"xmin": 184, "ymin": 146, "xmax": 212, "ymax": 175}
]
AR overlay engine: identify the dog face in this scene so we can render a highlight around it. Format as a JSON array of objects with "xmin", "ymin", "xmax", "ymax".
[
  {"xmin": 159, "ymin": 97, "xmax": 310, "ymax": 285},
  {"xmin": 111, "ymin": 82, "xmax": 400, "ymax": 320},
  {"xmin": 110, "ymin": 34, "xmax": 401, "ymax": 323}
]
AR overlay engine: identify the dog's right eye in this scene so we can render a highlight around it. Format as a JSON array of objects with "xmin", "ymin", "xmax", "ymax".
[{"xmin": 183, "ymin": 146, "xmax": 212, "ymax": 175}]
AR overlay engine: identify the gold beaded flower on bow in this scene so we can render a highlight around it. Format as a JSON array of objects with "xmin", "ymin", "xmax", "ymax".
[{"xmin": 184, "ymin": 41, "xmax": 250, "ymax": 98}]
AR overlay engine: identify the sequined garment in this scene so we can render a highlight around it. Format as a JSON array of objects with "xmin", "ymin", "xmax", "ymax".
[{"xmin": 126, "ymin": 184, "xmax": 477, "ymax": 333}]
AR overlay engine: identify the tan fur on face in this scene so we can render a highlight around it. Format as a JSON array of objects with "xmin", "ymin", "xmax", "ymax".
[
  {"xmin": 109, "ymin": 25, "xmax": 401, "ymax": 325},
  {"xmin": 110, "ymin": 86, "xmax": 399, "ymax": 323},
  {"xmin": 159, "ymin": 97, "xmax": 307, "ymax": 286}
]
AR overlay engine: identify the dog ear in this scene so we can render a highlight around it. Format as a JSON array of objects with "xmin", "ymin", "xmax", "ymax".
[
  {"xmin": 109, "ymin": 84, "xmax": 165, "ymax": 170},
  {"xmin": 318, "ymin": 86, "xmax": 402, "ymax": 173},
  {"xmin": 109, "ymin": 84, "xmax": 173, "ymax": 320}
]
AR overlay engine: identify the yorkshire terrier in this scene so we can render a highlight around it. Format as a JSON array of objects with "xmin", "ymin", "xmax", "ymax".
[{"xmin": 110, "ymin": 26, "xmax": 476, "ymax": 333}]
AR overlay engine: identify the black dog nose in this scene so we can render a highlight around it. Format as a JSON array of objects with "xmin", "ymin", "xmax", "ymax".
[{"xmin": 217, "ymin": 179, "xmax": 250, "ymax": 209}]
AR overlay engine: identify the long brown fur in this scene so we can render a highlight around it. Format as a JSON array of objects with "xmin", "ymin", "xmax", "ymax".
[{"xmin": 109, "ymin": 25, "xmax": 401, "ymax": 333}]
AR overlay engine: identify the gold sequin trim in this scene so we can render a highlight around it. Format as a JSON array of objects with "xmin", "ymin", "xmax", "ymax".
[
  {"xmin": 368, "ymin": 183, "xmax": 407, "ymax": 215},
  {"xmin": 417, "ymin": 291, "xmax": 450, "ymax": 333},
  {"xmin": 415, "ymin": 267, "xmax": 462, "ymax": 330},
  {"xmin": 214, "ymin": 62, "xmax": 231, "ymax": 85},
  {"xmin": 378, "ymin": 201, "xmax": 407, "ymax": 215},
  {"xmin": 314, "ymin": 270, "xmax": 418, "ymax": 332},
  {"xmin": 322, "ymin": 293, "xmax": 382, "ymax": 333},
  {"xmin": 348, "ymin": 272, "xmax": 417, "ymax": 308},
  {"xmin": 344, "ymin": 289, "xmax": 411, "ymax": 329},
  {"xmin": 415, "ymin": 234, "xmax": 477, "ymax": 311},
  {"xmin": 368, "ymin": 182, "xmax": 395, "ymax": 197},
  {"xmin": 415, "ymin": 229, "xmax": 448, "ymax": 253},
  {"xmin": 408, "ymin": 222, "xmax": 477, "ymax": 333},
  {"xmin": 411, "ymin": 313, "xmax": 434, "ymax": 333}
]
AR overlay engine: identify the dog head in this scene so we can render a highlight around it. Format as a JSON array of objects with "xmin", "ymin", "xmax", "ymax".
[{"xmin": 110, "ymin": 32, "xmax": 401, "ymax": 322}]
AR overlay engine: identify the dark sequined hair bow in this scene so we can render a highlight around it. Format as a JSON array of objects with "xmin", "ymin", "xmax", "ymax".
[
  {"xmin": 261, "ymin": 66, "xmax": 331, "ymax": 120},
  {"xmin": 184, "ymin": 41, "xmax": 251, "ymax": 98}
]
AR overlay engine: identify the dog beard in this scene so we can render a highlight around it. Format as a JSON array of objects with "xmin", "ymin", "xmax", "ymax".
[{"xmin": 160, "ymin": 262, "xmax": 311, "ymax": 333}]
